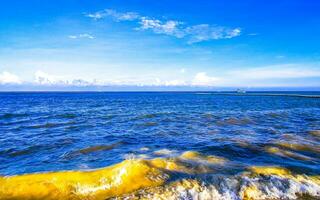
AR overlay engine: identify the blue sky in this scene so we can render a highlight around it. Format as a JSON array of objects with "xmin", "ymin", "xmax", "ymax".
[{"xmin": 0, "ymin": 0, "xmax": 320, "ymax": 90}]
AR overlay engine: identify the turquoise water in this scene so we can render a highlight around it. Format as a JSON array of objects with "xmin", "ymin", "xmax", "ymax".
[{"xmin": 0, "ymin": 92, "xmax": 320, "ymax": 199}]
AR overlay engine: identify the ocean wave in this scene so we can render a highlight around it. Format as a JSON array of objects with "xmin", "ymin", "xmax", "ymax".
[
  {"xmin": 309, "ymin": 130, "xmax": 320, "ymax": 138},
  {"xmin": 215, "ymin": 117, "xmax": 255, "ymax": 126},
  {"xmin": 1, "ymin": 151, "xmax": 319, "ymax": 200}
]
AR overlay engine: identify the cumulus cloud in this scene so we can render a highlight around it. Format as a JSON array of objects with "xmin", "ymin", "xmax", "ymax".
[
  {"xmin": 85, "ymin": 9, "xmax": 241, "ymax": 43},
  {"xmin": 0, "ymin": 71, "xmax": 21, "ymax": 84},
  {"xmin": 192, "ymin": 72, "xmax": 220, "ymax": 86},
  {"xmin": 68, "ymin": 34, "xmax": 94, "ymax": 39}
]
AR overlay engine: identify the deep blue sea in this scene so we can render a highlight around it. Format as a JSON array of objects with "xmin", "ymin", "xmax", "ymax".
[{"xmin": 1, "ymin": 92, "xmax": 320, "ymax": 199}]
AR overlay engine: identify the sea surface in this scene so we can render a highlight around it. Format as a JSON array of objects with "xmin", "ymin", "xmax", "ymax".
[{"xmin": 0, "ymin": 92, "xmax": 320, "ymax": 199}]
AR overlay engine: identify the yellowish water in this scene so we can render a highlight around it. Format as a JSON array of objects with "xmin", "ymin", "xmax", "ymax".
[
  {"xmin": 0, "ymin": 151, "xmax": 223, "ymax": 200},
  {"xmin": 1, "ymin": 159, "xmax": 167, "ymax": 200},
  {"xmin": 0, "ymin": 151, "xmax": 319, "ymax": 200}
]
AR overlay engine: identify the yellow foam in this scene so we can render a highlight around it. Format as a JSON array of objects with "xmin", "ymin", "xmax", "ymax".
[
  {"xmin": 0, "ymin": 159, "xmax": 167, "ymax": 200},
  {"xmin": 276, "ymin": 142, "xmax": 320, "ymax": 154},
  {"xmin": 241, "ymin": 185, "xmax": 264, "ymax": 200},
  {"xmin": 0, "ymin": 151, "xmax": 226, "ymax": 200},
  {"xmin": 248, "ymin": 166, "xmax": 291, "ymax": 176},
  {"xmin": 266, "ymin": 146, "xmax": 312, "ymax": 161},
  {"xmin": 180, "ymin": 151, "xmax": 226, "ymax": 164}
]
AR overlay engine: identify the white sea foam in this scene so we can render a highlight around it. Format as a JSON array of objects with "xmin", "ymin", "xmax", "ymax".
[{"xmin": 129, "ymin": 174, "xmax": 320, "ymax": 200}]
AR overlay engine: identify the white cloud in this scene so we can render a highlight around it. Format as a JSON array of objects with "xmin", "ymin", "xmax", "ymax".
[
  {"xmin": 164, "ymin": 79, "xmax": 186, "ymax": 86},
  {"xmin": 0, "ymin": 71, "xmax": 21, "ymax": 84},
  {"xmin": 185, "ymin": 25, "xmax": 241, "ymax": 43},
  {"xmin": 187, "ymin": 66, "xmax": 320, "ymax": 87},
  {"xmin": 70, "ymin": 79, "xmax": 91, "ymax": 86},
  {"xmin": 139, "ymin": 18, "xmax": 185, "ymax": 38},
  {"xmin": 138, "ymin": 18, "xmax": 241, "ymax": 43},
  {"xmin": 86, "ymin": 12, "xmax": 104, "ymax": 20},
  {"xmin": 86, "ymin": 9, "xmax": 139, "ymax": 21},
  {"xmin": 4, "ymin": 63, "xmax": 318, "ymax": 88},
  {"xmin": 192, "ymin": 72, "xmax": 220, "ymax": 86},
  {"xmin": 105, "ymin": 9, "xmax": 140, "ymax": 21},
  {"xmin": 68, "ymin": 34, "xmax": 94, "ymax": 39},
  {"xmin": 68, "ymin": 35, "xmax": 78, "ymax": 39},
  {"xmin": 85, "ymin": 9, "xmax": 241, "ymax": 43},
  {"xmin": 226, "ymin": 28, "xmax": 241, "ymax": 38},
  {"xmin": 34, "ymin": 71, "xmax": 93, "ymax": 86}
]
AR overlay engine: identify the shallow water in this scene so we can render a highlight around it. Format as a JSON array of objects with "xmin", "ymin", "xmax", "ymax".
[{"xmin": 0, "ymin": 92, "xmax": 320, "ymax": 199}]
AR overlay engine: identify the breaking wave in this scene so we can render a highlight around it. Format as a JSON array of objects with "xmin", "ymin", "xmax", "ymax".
[{"xmin": 1, "ymin": 151, "xmax": 319, "ymax": 200}]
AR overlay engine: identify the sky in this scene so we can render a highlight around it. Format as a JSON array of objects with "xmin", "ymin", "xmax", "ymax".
[{"xmin": 0, "ymin": 0, "xmax": 320, "ymax": 90}]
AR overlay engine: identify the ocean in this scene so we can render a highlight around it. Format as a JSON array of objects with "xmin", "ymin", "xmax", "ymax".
[{"xmin": 0, "ymin": 92, "xmax": 320, "ymax": 199}]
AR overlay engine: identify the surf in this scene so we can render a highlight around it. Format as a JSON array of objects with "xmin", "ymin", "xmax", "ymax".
[{"xmin": 1, "ymin": 151, "xmax": 319, "ymax": 200}]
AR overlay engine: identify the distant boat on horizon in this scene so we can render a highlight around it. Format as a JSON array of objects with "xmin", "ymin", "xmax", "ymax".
[{"xmin": 236, "ymin": 88, "xmax": 246, "ymax": 94}]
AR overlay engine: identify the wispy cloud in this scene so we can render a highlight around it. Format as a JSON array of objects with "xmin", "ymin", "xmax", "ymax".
[
  {"xmin": 185, "ymin": 25, "xmax": 241, "ymax": 43},
  {"xmin": 247, "ymin": 33, "xmax": 258, "ymax": 36},
  {"xmin": 104, "ymin": 9, "xmax": 140, "ymax": 21},
  {"xmin": 139, "ymin": 18, "xmax": 185, "ymax": 38},
  {"xmin": 85, "ymin": 9, "xmax": 241, "ymax": 43},
  {"xmin": 86, "ymin": 9, "xmax": 139, "ymax": 21},
  {"xmin": 68, "ymin": 33, "xmax": 95, "ymax": 39}
]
